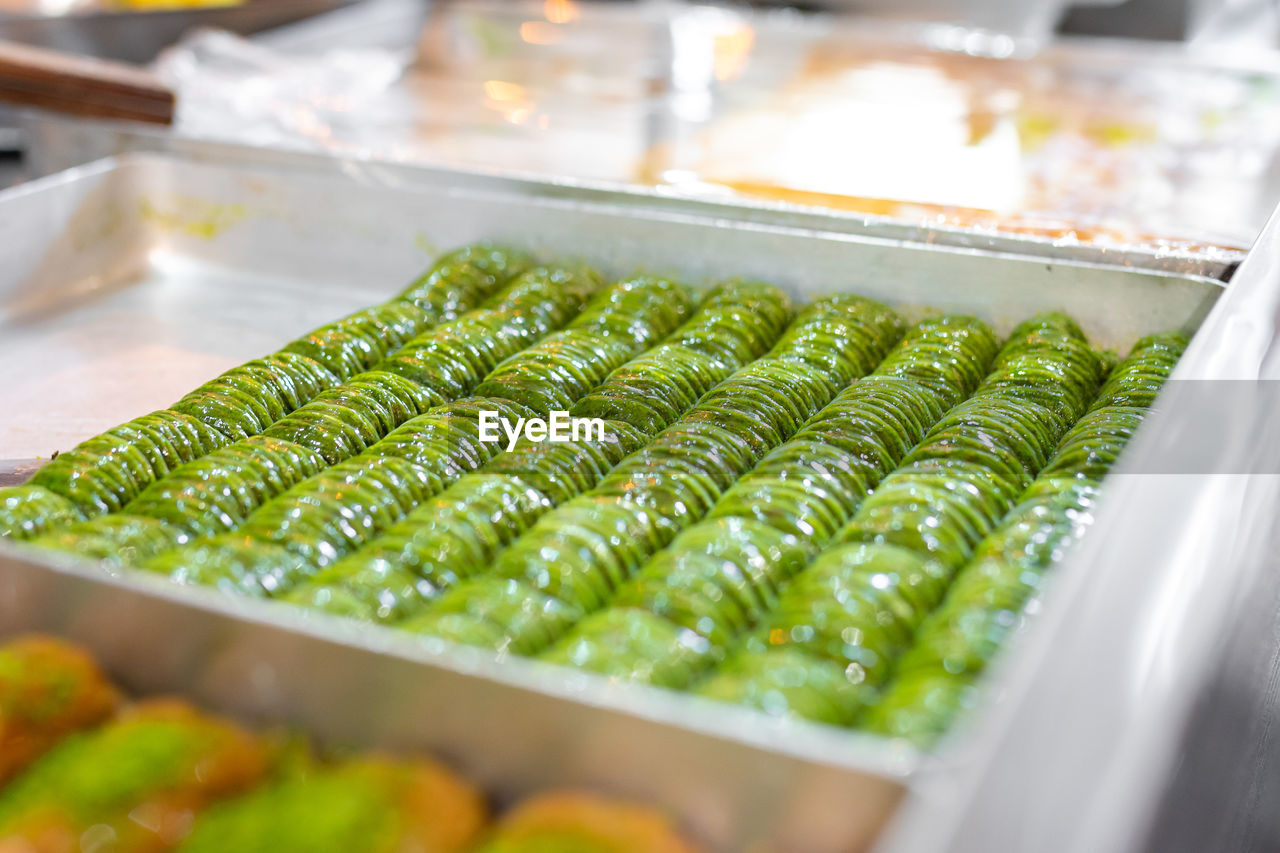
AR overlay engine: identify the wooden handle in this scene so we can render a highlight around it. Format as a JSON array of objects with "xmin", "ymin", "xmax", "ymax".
[{"xmin": 0, "ymin": 40, "xmax": 174, "ymax": 125}]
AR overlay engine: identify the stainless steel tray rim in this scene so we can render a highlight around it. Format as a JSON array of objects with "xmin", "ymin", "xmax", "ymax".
[
  {"xmin": 291, "ymin": 155, "xmax": 1247, "ymax": 282},
  {"xmin": 72, "ymin": 148, "xmax": 1225, "ymax": 327},
  {"xmin": 225, "ymin": 148, "xmax": 1230, "ymax": 295},
  {"xmin": 0, "ymin": 151, "xmax": 117, "ymax": 201},
  {"xmin": 643, "ymin": 178, "xmax": 1250, "ymax": 264},
  {"xmin": 27, "ymin": 128, "xmax": 1243, "ymax": 282}
]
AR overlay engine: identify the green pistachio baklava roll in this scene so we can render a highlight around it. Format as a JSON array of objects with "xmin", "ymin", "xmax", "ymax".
[
  {"xmin": 13, "ymin": 245, "xmax": 533, "ymax": 531},
  {"xmin": 0, "ymin": 486, "xmax": 83, "ymax": 541},
  {"xmin": 282, "ymin": 281, "xmax": 797, "ymax": 626},
  {"xmin": 286, "ymin": 421, "xmax": 648, "ymax": 623},
  {"xmin": 542, "ymin": 316, "xmax": 996, "ymax": 687},
  {"xmin": 27, "ymin": 411, "xmax": 231, "ymax": 517},
  {"xmin": 862, "ymin": 333, "xmax": 1184, "ymax": 743},
  {"xmin": 410, "ymin": 295, "xmax": 904, "ymax": 656},
  {"xmin": 690, "ymin": 313, "xmax": 1104, "ymax": 725}
]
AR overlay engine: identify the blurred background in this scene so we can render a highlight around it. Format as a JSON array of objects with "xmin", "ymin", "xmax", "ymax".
[{"xmin": 5, "ymin": 0, "xmax": 1280, "ymax": 258}]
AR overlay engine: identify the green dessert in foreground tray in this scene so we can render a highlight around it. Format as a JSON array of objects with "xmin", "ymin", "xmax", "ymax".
[
  {"xmin": 176, "ymin": 758, "xmax": 487, "ymax": 853},
  {"xmin": 0, "ymin": 700, "xmax": 270, "ymax": 850},
  {"xmin": 0, "ymin": 634, "xmax": 705, "ymax": 852},
  {"xmin": 0, "ymin": 636, "xmax": 120, "ymax": 785},
  {"xmin": 477, "ymin": 792, "xmax": 701, "ymax": 853}
]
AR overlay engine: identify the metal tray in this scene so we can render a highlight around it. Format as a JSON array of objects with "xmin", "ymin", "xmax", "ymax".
[{"xmin": 0, "ymin": 152, "xmax": 1226, "ymax": 852}]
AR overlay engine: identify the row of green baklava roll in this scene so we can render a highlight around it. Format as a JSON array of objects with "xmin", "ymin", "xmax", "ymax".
[
  {"xmin": 10, "ymin": 254, "xmax": 690, "ymax": 567},
  {"xmin": 392, "ymin": 293, "xmax": 904, "ymax": 654},
  {"xmin": 0, "ymin": 243, "xmax": 1188, "ymax": 744},
  {"xmin": 858, "ymin": 331, "xmax": 1186, "ymax": 743},
  {"xmin": 0, "ymin": 245, "xmax": 540, "ymax": 536},
  {"xmin": 545, "ymin": 321, "xmax": 1184, "ymax": 736},
  {"xmin": 0, "ymin": 635, "xmax": 702, "ymax": 853}
]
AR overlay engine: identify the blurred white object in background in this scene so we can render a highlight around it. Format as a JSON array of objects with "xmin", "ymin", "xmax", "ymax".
[
  {"xmin": 1188, "ymin": 0, "xmax": 1280, "ymax": 52},
  {"xmin": 10, "ymin": 0, "xmax": 1258, "ymax": 255},
  {"xmin": 801, "ymin": 0, "xmax": 1125, "ymax": 50}
]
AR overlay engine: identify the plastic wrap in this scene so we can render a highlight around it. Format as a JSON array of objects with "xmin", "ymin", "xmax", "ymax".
[{"xmin": 113, "ymin": 0, "xmax": 1280, "ymax": 254}]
